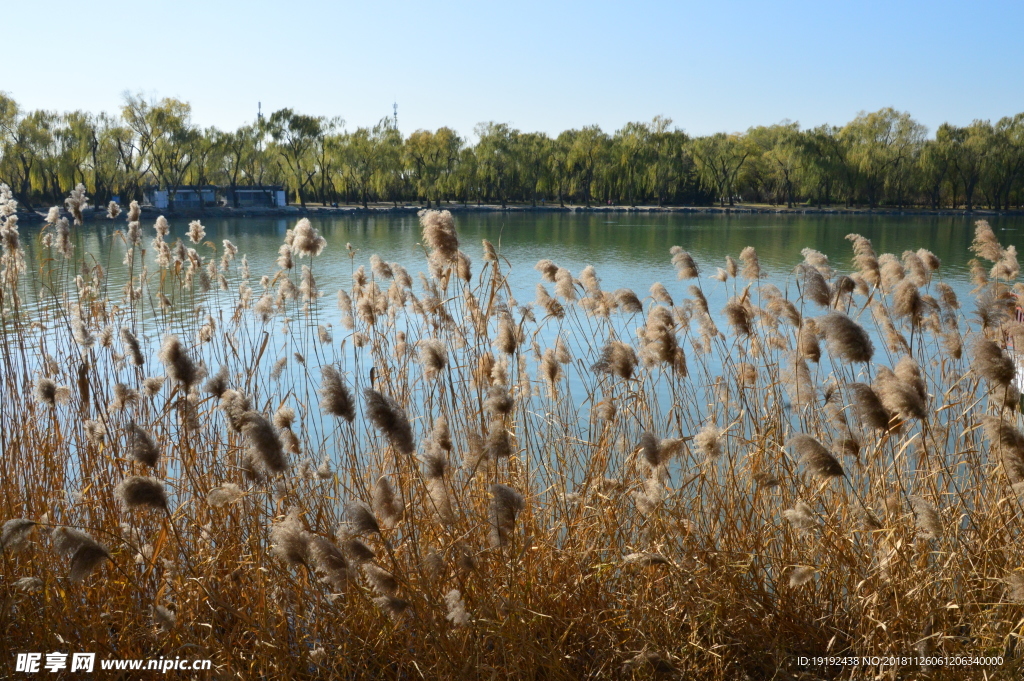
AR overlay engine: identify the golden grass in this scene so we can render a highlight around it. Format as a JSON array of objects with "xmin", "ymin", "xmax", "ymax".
[{"xmin": 2, "ymin": 187, "xmax": 1024, "ymax": 679}]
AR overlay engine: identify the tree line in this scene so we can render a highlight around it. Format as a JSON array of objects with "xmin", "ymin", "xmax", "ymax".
[{"xmin": 2, "ymin": 92, "xmax": 1023, "ymax": 211}]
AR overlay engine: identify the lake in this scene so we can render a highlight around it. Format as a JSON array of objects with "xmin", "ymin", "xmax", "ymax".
[{"xmin": 17, "ymin": 211, "xmax": 1017, "ymax": 315}]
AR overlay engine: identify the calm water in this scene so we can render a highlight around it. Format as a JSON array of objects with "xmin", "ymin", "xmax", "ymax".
[{"xmin": 19, "ymin": 211, "xmax": 1022, "ymax": 313}]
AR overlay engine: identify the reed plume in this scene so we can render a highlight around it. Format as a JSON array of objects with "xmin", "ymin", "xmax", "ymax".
[
  {"xmin": 270, "ymin": 511, "xmax": 310, "ymax": 569},
  {"xmin": 420, "ymin": 209, "xmax": 459, "ymax": 261},
  {"xmin": 239, "ymin": 411, "xmax": 288, "ymax": 473},
  {"xmin": 363, "ymin": 389, "xmax": 415, "ymax": 455},
  {"xmin": 372, "ymin": 476, "xmax": 404, "ymax": 528},
  {"xmin": 319, "ymin": 365, "xmax": 356, "ymax": 421},
  {"xmin": 444, "ymin": 589, "xmax": 470, "ymax": 626},
  {"xmin": 308, "ymin": 535, "xmax": 353, "ymax": 591},
  {"xmin": 1, "ymin": 519, "xmax": 36, "ymax": 551},
  {"xmin": 799, "ymin": 264, "xmax": 830, "ymax": 307},
  {"xmin": 158, "ymin": 335, "xmax": 202, "ymax": 388},
  {"xmin": 290, "ymin": 218, "xmax": 326, "ymax": 257},
  {"xmin": 208, "ymin": 483, "xmax": 244, "ymax": 507},
  {"xmin": 418, "ymin": 338, "xmax": 448, "ymax": 379},
  {"xmin": 782, "ymin": 502, "xmax": 819, "ymax": 531},
  {"xmin": 363, "ymin": 562, "xmax": 398, "ymax": 595},
  {"xmin": 909, "ymin": 496, "xmax": 942, "ymax": 540},
  {"xmin": 344, "ymin": 502, "xmax": 381, "ymax": 536},
  {"xmin": 971, "ymin": 219, "xmax": 1004, "ymax": 262},
  {"xmin": 739, "ymin": 246, "xmax": 762, "ymax": 280},
  {"xmin": 817, "ymin": 312, "xmax": 874, "ymax": 363},
  {"xmin": 592, "ymin": 340, "xmax": 638, "ymax": 380},
  {"xmin": 788, "ymin": 434, "xmax": 844, "ymax": 478},
  {"xmin": 846, "ymin": 233, "xmax": 880, "ymax": 285},
  {"xmin": 52, "ymin": 527, "xmax": 110, "ymax": 583},
  {"xmin": 116, "ymin": 476, "xmax": 168, "ymax": 510},
  {"xmin": 789, "ymin": 566, "xmax": 816, "ymax": 588},
  {"xmin": 670, "ymin": 246, "xmax": 698, "ymax": 279},
  {"xmin": 489, "ymin": 484, "xmax": 525, "ymax": 548},
  {"xmin": 971, "ymin": 337, "xmax": 1016, "ymax": 387},
  {"xmin": 981, "ymin": 416, "xmax": 1024, "ymax": 489},
  {"xmin": 130, "ymin": 423, "xmax": 161, "ymax": 468},
  {"xmin": 847, "ymin": 383, "xmax": 893, "ymax": 431}
]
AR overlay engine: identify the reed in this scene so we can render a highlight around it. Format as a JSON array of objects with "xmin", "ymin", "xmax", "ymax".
[{"xmin": 2, "ymin": 191, "xmax": 1024, "ymax": 679}]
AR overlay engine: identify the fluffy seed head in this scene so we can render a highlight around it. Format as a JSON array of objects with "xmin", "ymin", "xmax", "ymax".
[
  {"xmin": 239, "ymin": 411, "xmax": 288, "ymax": 473},
  {"xmin": 739, "ymin": 246, "xmax": 762, "ymax": 280},
  {"xmin": 909, "ymin": 496, "xmax": 942, "ymax": 540},
  {"xmin": 418, "ymin": 338, "xmax": 448, "ymax": 379},
  {"xmin": 116, "ymin": 476, "xmax": 168, "ymax": 510},
  {"xmin": 789, "ymin": 566, "xmax": 816, "ymax": 588},
  {"xmin": 670, "ymin": 246, "xmax": 698, "ymax": 279},
  {"xmin": 873, "ymin": 357, "xmax": 928, "ymax": 421},
  {"xmin": 363, "ymin": 389, "xmax": 415, "ymax": 455},
  {"xmin": 817, "ymin": 312, "xmax": 874, "ymax": 363},
  {"xmin": 208, "ymin": 483, "xmax": 244, "ymax": 508},
  {"xmin": 848, "ymin": 383, "xmax": 894, "ymax": 431},
  {"xmin": 187, "ymin": 220, "xmax": 205, "ymax": 244},
  {"xmin": 800, "ymin": 264, "xmax": 830, "ymax": 307},
  {"xmin": 290, "ymin": 218, "xmax": 326, "ymax": 257},
  {"xmin": 1, "ymin": 519, "xmax": 36, "ymax": 550},
  {"xmin": 130, "ymin": 424, "xmax": 161, "ymax": 468},
  {"xmin": 372, "ymin": 476, "xmax": 404, "ymax": 528},
  {"xmin": 344, "ymin": 502, "xmax": 381, "ymax": 536},
  {"xmin": 783, "ymin": 501, "xmax": 819, "ymax": 531},
  {"xmin": 158, "ymin": 335, "xmax": 201, "ymax": 388},
  {"xmin": 592, "ymin": 341, "xmax": 638, "ymax": 380},
  {"xmin": 34, "ymin": 378, "xmax": 57, "ymax": 406},
  {"xmin": 485, "ymin": 386, "xmax": 514, "ymax": 416},
  {"xmin": 270, "ymin": 511, "xmax": 310, "ymax": 568},
  {"xmin": 695, "ymin": 423, "xmax": 722, "ymax": 459},
  {"xmin": 308, "ymin": 536, "xmax": 353, "ymax": 591},
  {"xmin": 204, "ymin": 365, "xmax": 230, "ymax": 398},
  {"xmin": 971, "ymin": 219, "xmax": 1004, "ymax": 262},
  {"xmin": 972, "ymin": 337, "xmax": 1016, "ymax": 387},
  {"xmin": 798, "ymin": 320, "xmax": 821, "ymax": 362},
  {"xmin": 789, "ymin": 434, "xmax": 844, "ymax": 478},
  {"xmin": 319, "ymin": 365, "xmax": 356, "ymax": 421},
  {"xmin": 419, "ymin": 209, "xmax": 459, "ymax": 261},
  {"xmin": 444, "ymin": 589, "xmax": 470, "ymax": 626},
  {"xmin": 489, "ymin": 484, "xmax": 525, "ymax": 548}
]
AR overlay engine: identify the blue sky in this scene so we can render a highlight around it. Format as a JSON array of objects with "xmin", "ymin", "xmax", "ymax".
[{"xmin": 6, "ymin": 0, "xmax": 1023, "ymax": 139}]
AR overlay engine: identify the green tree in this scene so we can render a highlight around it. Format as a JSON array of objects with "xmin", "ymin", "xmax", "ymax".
[
  {"xmin": 841, "ymin": 108, "xmax": 925, "ymax": 208},
  {"xmin": 646, "ymin": 117, "xmax": 689, "ymax": 207},
  {"xmin": 267, "ymin": 108, "xmax": 324, "ymax": 207},
  {"xmin": 565, "ymin": 126, "xmax": 609, "ymax": 207},
  {"xmin": 942, "ymin": 120, "xmax": 991, "ymax": 211},
  {"xmin": 122, "ymin": 94, "xmax": 201, "ymax": 210},
  {"xmin": 475, "ymin": 122, "xmax": 517, "ymax": 208},
  {"xmin": 690, "ymin": 132, "xmax": 749, "ymax": 206},
  {"xmin": 515, "ymin": 132, "xmax": 551, "ymax": 207},
  {"xmin": 612, "ymin": 122, "xmax": 652, "ymax": 206},
  {"xmin": 405, "ymin": 127, "xmax": 462, "ymax": 207}
]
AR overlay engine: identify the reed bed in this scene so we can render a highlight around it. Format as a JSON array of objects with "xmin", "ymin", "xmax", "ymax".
[{"xmin": 2, "ymin": 184, "xmax": 1024, "ymax": 679}]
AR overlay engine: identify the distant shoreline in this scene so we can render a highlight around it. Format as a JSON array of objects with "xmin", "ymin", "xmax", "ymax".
[{"xmin": 17, "ymin": 203, "xmax": 1024, "ymax": 223}]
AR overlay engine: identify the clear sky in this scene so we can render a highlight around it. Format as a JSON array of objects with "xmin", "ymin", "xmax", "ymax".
[{"xmin": 6, "ymin": 0, "xmax": 1023, "ymax": 140}]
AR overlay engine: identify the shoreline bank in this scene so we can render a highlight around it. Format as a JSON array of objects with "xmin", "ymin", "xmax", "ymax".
[{"xmin": 16, "ymin": 203, "xmax": 1023, "ymax": 223}]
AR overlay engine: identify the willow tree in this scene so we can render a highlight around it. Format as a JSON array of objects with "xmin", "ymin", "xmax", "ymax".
[
  {"xmin": 268, "ymin": 108, "xmax": 324, "ymax": 207},
  {"xmin": 405, "ymin": 127, "xmax": 463, "ymax": 207},
  {"xmin": 122, "ymin": 94, "xmax": 201, "ymax": 210},
  {"xmin": 941, "ymin": 121, "xmax": 990, "ymax": 211},
  {"xmin": 565, "ymin": 126, "xmax": 609, "ymax": 207},
  {"xmin": 690, "ymin": 132, "xmax": 749, "ymax": 206},
  {"xmin": 842, "ymin": 108, "xmax": 925, "ymax": 208},
  {"xmin": 476, "ymin": 122, "xmax": 517, "ymax": 208}
]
